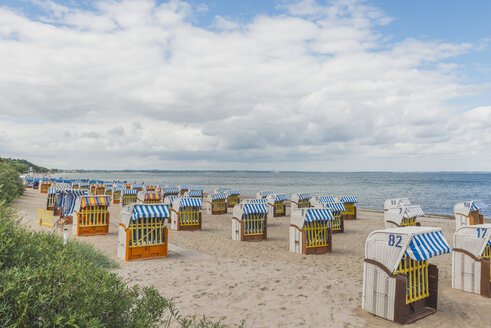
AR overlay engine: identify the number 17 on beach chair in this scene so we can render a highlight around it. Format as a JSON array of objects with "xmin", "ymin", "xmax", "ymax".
[
  {"xmin": 452, "ymin": 224, "xmax": 491, "ymax": 297},
  {"xmin": 362, "ymin": 227, "xmax": 451, "ymax": 324}
]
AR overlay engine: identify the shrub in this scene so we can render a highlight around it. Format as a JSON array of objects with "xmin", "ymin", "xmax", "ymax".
[{"xmin": 0, "ymin": 162, "xmax": 25, "ymax": 205}]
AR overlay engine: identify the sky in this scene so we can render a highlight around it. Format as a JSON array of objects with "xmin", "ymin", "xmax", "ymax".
[{"xmin": 0, "ymin": 0, "xmax": 490, "ymax": 171}]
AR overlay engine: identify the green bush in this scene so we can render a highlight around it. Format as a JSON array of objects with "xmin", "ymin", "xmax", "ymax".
[{"xmin": 0, "ymin": 162, "xmax": 25, "ymax": 205}]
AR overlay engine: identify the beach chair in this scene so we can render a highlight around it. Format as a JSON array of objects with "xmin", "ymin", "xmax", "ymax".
[
  {"xmin": 310, "ymin": 196, "xmax": 345, "ymax": 233},
  {"xmin": 25, "ymin": 177, "xmax": 34, "ymax": 188},
  {"xmin": 179, "ymin": 185, "xmax": 189, "ymax": 196},
  {"xmin": 79, "ymin": 182, "xmax": 90, "ymax": 190},
  {"xmin": 362, "ymin": 227, "xmax": 451, "ymax": 324},
  {"xmin": 291, "ymin": 193, "xmax": 312, "ymax": 211},
  {"xmin": 137, "ymin": 191, "xmax": 163, "ymax": 204},
  {"xmin": 338, "ymin": 196, "xmax": 358, "ymax": 220},
  {"xmin": 454, "ymin": 200, "xmax": 487, "ymax": 229},
  {"xmin": 71, "ymin": 181, "xmax": 80, "ymax": 190},
  {"xmin": 266, "ymin": 193, "xmax": 288, "ymax": 217},
  {"xmin": 94, "ymin": 183, "xmax": 106, "ymax": 195},
  {"xmin": 384, "ymin": 204, "xmax": 424, "ymax": 228},
  {"xmin": 105, "ymin": 185, "xmax": 112, "ymax": 196},
  {"xmin": 40, "ymin": 180, "xmax": 51, "ymax": 193},
  {"xmin": 206, "ymin": 192, "xmax": 228, "ymax": 214},
  {"xmin": 118, "ymin": 204, "xmax": 169, "ymax": 261},
  {"xmin": 232, "ymin": 202, "xmax": 268, "ymax": 241},
  {"xmin": 226, "ymin": 190, "xmax": 240, "ymax": 208},
  {"xmin": 60, "ymin": 189, "xmax": 89, "ymax": 224},
  {"xmin": 121, "ymin": 189, "xmax": 138, "ymax": 206},
  {"xmin": 112, "ymin": 187, "xmax": 124, "ymax": 204},
  {"xmin": 290, "ymin": 208, "xmax": 334, "ymax": 254},
  {"xmin": 145, "ymin": 185, "xmax": 157, "ymax": 192},
  {"xmin": 162, "ymin": 187, "xmax": 179, "ymax": 200},
  {"xmin": 384, "ymin": 198, "xmax": 412, "ymax": 211},
  {"xmin": 47, "ymin": 187, "xmax": 64, "ymax": 211},
  {"xmin": 132, "ymin": 183, "xmax": 144, "ymax": 192},
  {"xmin": 72, "ymin": 195, "xmax": 111, "ymax": 236},
  {"xmin": 256, "ymin": 191, "xmax": 274, "ymax": 199},
  {"xmin": 453, "ymin": 224, "xmax": 491, "ymax": 297},
  {"xmin": 32, "ymin": 178, "xmax": 40, "ymax": 189},
  {"xmin": 185, "ymin": 190, "xmax": 203, "ymax": 199},
  {"xmin": 171, "ymin": 197, "xmax": 202, "ymax": 231}
]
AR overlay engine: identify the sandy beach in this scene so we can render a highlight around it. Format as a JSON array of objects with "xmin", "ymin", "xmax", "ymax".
[{"xmin": 13, "ymin": 188, "xmax": 491, "ymax": 327}]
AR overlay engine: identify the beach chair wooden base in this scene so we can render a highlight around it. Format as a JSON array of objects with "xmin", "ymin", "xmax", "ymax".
[
  {"xmin": 480, "ymin": 259, "xmax": 491, "ymax": 297},
  {"xmin": 227, "ymin": 197, "xmax": 240, "ymax": 208},
  {"xmin": 113, "ymin": 199, "xmax": 120, "ymax": 204},
  {"xmin": 393, "ymin": 264, "xmax": 438, "ymax": 324},
  {"xmin": 125, "ymin": 243, "xmax": 168, "ymax": 261},
  {"xmin": 342, "ymin": 207, "xmax": 357, "ymax": 220},
  {"xmin": 53, "ymin": 209, "xmax": 62, "ymax": 216},
  {"xmin": 303, "ymin": 228, "xmax": 332, "ymax": 254},
  {"xmin": 76, "ymin": 214, "xmax": 110, "ymax": 236},
  {"xmin": 47, "ymin": 205, "xmax": 55, "ymax": 211},
  {"xmin": 211, "ymin": 207, "xmax": 227, "ymax": 215}
]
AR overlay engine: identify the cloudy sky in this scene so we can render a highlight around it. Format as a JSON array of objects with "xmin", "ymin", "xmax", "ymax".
[{"xmin": 0, "ymin": 0, "xmax": 490, "ymax": 171}]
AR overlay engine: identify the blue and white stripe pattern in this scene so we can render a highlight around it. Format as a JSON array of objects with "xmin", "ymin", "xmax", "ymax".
[
  {"xmin": 163, "ymin": 188, "xmax": 179, "ymax": 194},
  {"xmin": 261, "ymin": 191, "xmax": 274, "ymax": 197},
  {"xmin": 245, "ymin": 199, "xmax": 268, "ymax": 204},
  {"xmin": 166, "ymin": 185, "xmax": 178, "ymax": 188},
  {"xmin": 404, "ymin": 231, "xmax": 451, "ymax": 261},
  {"xmin": 180, "ymin": 198, "xmax": 202, "ymax": 207},
  {"xmin": 212, "ymin": 193, "xmax": 228, "ymax": 200},
  {"xmin": 318, "ymin": 196, "xmax": 336, "ymax": 203},
  {"xmin": 113, "ymin": 187, "xmax": 125, "ymax": 192},
  {"xmin": 48, "ymin": 187, "xmax": 67, "ymax": 194},
  {"xmin": 132, "ymin": 183, "xmax": 143, "ymax": 189},
  {"xmin": 471, "ymin": 200, "xmax": 487, "ymax": 211},
  {"xmin": 305, "ymin": 208, "xmax": 334, "ymax": 222},
  {"xmin": 275, "ymin": 194, "xmax": 288, "ymax": 202},
  {"xmin": 340, "ymin": 196, "xmax": 358, "ymax": 203},
  {"xmin": 298, "ymin": 193, "xmax": 311, "ymax": 200},
  {"xmin": 122, "ymin": 189, "xmax": 138, "ymax": 195},
  {"xmin": 131, "ymin": 205, "xmax": 170, "ymax": 220},
  {"xmin": 179, "ymin": 185, "xmax": 189, "ymax": 190},
  {"xmin": 63, "ymin": 190, "xmax": 89, "ymax": 216},
  {"xmin": 242, "ymin": 204, "xmax": 267, "ymax": 214},
  {"xmin": 80, "ymin": 182, "xmax": 90, "ymax": 187},
  {"xmin": 188, "ymin": 191, "xmax": 202, "ymax": 197},
  {"xmin": 217, "ymin": 188, "xmax": 230, "ymax": 193},
  {"xmin": 323, "ymin": 202, "xmax": 346, "ymax": 212},
  {"xmin": 190, "ymin": 186, "xmax": 204, "ymax": 191},
  {"xmin": 228, "ymin": 190, "xmax": 240, "ymax": 195}
]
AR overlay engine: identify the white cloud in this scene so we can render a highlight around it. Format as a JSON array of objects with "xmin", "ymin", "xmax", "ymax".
[{"xmin": 0, "ymin": 0, "xmax": 489, "ymax": 170}]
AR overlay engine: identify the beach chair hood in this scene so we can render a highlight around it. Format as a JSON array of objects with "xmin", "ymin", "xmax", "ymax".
[
  {"xmin": 385, "ymin": 205, "xmax": 425, "ymax": 225},
  {"xmin": 454, "ymin": 200, "xmax": 487, "ymax": 216},
  {"xmin": 454, "ymin": 224, "xmax": 491, "ymax": 259},
  {"xmin": 290, "ymin": 208, "xmax": 334, "ymax": 229},
  {"xmin": 120, "ymin": 204, "xmax": 170, "ymax": 227},
  {"xmin": 365, "ymin": 227, "xmax": 451, "ymax": 273}
]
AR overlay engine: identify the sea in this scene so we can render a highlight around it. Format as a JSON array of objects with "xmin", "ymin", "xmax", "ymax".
[{"xmin": 54, "ymin": 171, "xmax": 491, "ymax": 216}]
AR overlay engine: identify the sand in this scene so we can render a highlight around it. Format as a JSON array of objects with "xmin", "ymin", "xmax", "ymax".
[{"xmin": 13, "ymin": 188, "xmax": 491, "ymax": 327}]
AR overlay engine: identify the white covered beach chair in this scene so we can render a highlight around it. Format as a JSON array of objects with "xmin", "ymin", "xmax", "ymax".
[
  {"xmin": 453, "ymin": 224, "xmax": 491, "ymax": 297},
  {"xmin": 290, "ymin": 208, "xmax": 334, "ymax": 254},
  {"xmin": 384, "ymin": 204, "xmax": 425, "ymax": 228},
  {"xmin": 266, "ymin": 193, "xmax": 287, "ymax": 217},
  {"xmin": 454, "ymin": 200, "xmax": 487, "ymax": 229},
  {"xmin": 290, "ymin": 193, "xmax": 311, "ymax": 211},
  {"xmin": 362, "ymin": 227, "xmax": 451, "ymax": 324},
  {"xmin": 206, "ymin": 192, "xmax": 228, "ymax": 215}
]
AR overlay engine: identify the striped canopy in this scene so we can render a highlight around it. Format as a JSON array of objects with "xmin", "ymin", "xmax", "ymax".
[
  {"xmin": 228, "ymin": 190, "xmax": 240, "ymax": 195},
  {"xmin": 190, "ymin": 186, "xmax": 204, "ymax": 191},
  {"xmin": 144, "ymin": 192, "xmax": 162, "ymax": 201},
  {"xmin": 403, "ymin": 205, "xmax": 425, "ymax": 218},
  {"xmin": 188, "ymin": 191, "xmax": 202, "ymax": 197},
  {"xmin": 131, "ymin": 205, "xmax": 170, "ymax": 220},
  {"xmin": 212, "ymin": 193, "xmax": 227, "ymax": 200},
  {"xmin": 145, "ymin": 185, "xmax": 157, "ymax": 190},
  {"xmin": 275, "ymin": 194, "xmax": 288, "ymax": 202},
  {"xmin": 261, "ymin": 191, "xmax": 274, "ymax": 197},
  {"xmin": 340, "ymin": 196, "xmax": 358, "ymax": 203},
  {"xmin": 242, "ymin": 204, "xmax": 267, "ymax": 214},
  {"xmin": 113, "ymin": 187, "xmax": 125, "ymax": 192},
  {"xmin": 94, "ymin": 184, "xmax": 105, "ymax": 188},
  {"xmin": 323, "ymin": 202, "xmax": 346, "ymax": 212},
  {"xmin": 132, "ymin": 184, "xmax": 143, "ymax": 189},
  {"xmin": 180, "ymin": 198, "xmax": 202, "ymax": 207},
  {"xmin": 62, "ymin": 190, "xmax": 89, "ymax": 216},
  {"xmin": 404, "ymin": 230, "xmax": 451, "ymax": 261},
  {"xmin": 217, "ymin": 188, "xmax": 231, "ymax": 193},
  {"xmin": 122, "ymin": 189, "xmax": 138, "ymax": 195},
  {"xmin": 163, "ymin": 188, "xmax": 179, "ymax": 193},
  {"xmin": 48, "ymin": 187, "xmax": 67, "ymax": 194},
  {"xmin": 298, "ymin": 193, "xmax": 311, "ymax": 200},
  {"xmin": 80, "ymin": 182, "xmax": 90, "ymax": 187},
  {"xmin": 471, "ymin": 200, "xmax": 487, "ymax": 211},
  {"xmin": 244, "ymin": 199, "xmax": 268, "ymax": 204},
  {"xmin": 81, "ymin": 196, "xmax": 111, "ymax": 208},
  {"xmin": 166, "ymin": 185, "xmax": 178, "ymax": 188},
  {"xmin": 318, "ymin": 196, "xmax": 336, "ymax": 203},
  {"xmin": 305, "ymin": 208, "xmax": 334, "ymax": 222},
  {"xmin": 54, "ymin": 183, "xmax": 71, "ymax": 188},
  {"xmin": 179, "ymin": 185, "xmax": 189, "ymax": 190},
  {"xmin": 41, "ymin": 180, "xmax": 51, "ymax": 185}
]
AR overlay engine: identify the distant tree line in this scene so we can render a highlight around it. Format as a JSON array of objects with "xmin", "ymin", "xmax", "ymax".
[{"xmin": 0, "ymin": 157, "xmax": 60, "ymax": 174}]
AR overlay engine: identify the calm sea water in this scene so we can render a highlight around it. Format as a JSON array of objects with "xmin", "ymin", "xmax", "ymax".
[{"xmin": 55, "ymin": 172, "xmax": 491, "ymax": 216}]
